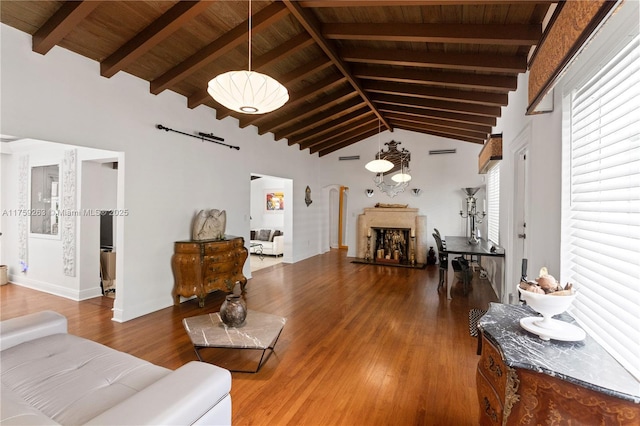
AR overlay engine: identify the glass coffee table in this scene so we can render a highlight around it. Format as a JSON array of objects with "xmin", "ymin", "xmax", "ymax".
[
  {"xmin": 183, "ymin": 310, "xmax": 286, "ymax": 373},
  {"xmin": 250, "ymin": 243, "xmax": 264, "ymax": 260}
]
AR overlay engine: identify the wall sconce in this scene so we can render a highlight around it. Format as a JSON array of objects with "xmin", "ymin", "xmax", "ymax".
[
  {"xmin": 365, "ymin": 189, "xmax": 374, "ymax": 198},
  {"xmin": 412, "ymin": 188, "xmax": 422, "ymax": 197}
]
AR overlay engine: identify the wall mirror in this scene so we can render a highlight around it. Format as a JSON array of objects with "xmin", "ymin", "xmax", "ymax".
[
  {"xmin": 30, "ymin": 164, "xmax": 59, "ymax": 235},
  {"xmin": 371, "ymin": 141, "xmax": 412, "ymax": 197}
]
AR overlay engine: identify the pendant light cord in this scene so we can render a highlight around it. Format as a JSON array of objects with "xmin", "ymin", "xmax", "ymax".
[{"xmin": 248, "ymin": 0, "xmax": 252, "ymax": 72}]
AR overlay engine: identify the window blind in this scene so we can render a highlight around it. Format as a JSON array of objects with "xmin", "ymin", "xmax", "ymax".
[
  {"xmin": 563, "ymin": 34, "xmax": 640, "ymax": 381},
  {"xmin": 487, "ymin": 164, "xmax": 500, "ymax": 244}
]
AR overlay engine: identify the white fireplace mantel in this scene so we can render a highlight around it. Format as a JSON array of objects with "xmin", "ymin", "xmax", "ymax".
[{"xmin": 356, "ymin": 207, "xmax": 427, "ymax": 264}]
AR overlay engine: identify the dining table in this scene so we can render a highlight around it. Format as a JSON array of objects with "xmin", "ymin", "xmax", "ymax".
[{"xmin": 443, "ymin": 236, "xmax": 505, "ymax": 300}]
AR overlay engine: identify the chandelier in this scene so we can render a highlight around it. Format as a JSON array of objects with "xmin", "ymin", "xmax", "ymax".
[
  {"xmin": 368, "ymin": 140, "xmax": 412, "ymax": 197},
  {"xmin": 207, "ymin": 0, "xmax": 288, "ymax": 114}
]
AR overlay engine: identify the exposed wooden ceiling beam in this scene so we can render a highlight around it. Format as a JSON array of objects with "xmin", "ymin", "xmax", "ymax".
[
  {"xmin": 287, "ymin": 107, "xmax": 373, "ymax": 146},
  {"xmin": 258, "ymin": 87, "xmax": 358, "ymax": 135},
  {"xmin": 378, "ymin": 105, "xmax": 496, "ymax": 126},
  {"xmin": 188, "ymin": 33, "xmax": 315, "ymax": 110},
  {"xmin": 32, "ymin": 1, "xmax": 103, "ymax": 55},
  {"xmin": 363, "ymin": 81, "xmax": 508, "ymax": 107},
  {"xmin": 394, "ymin": 124, "xmax": 485, "ymax": 144},
  {"xmin": 353, "ymin": 64, "xmax": 517, "ymax": 92},
  {"xmin": 318, "ymin": 128, "xmax": 380, "ymax": 157},
  {"xmin": 300, "ymin": 1, "xmax": 553, "ymax": 6},
  {"xmin": 275, "ymin": 98, "xmax": 366, "ymax": 140},
  {"xmin": 151, "ymin": 2, "xmax": 289, "ymax": 95},
  {"xmin": 309, "ymin": 121, "xmax": 379, "ymax": 154},
  {"xmin": 323, "ymin": 23, "xmax": 541, "ymax": 45},
  {"xmin": 389, "ymin": 119, "xmax": 488, "ymax": 141},
  {"xmin": 300, "ymin": 116, "xmax": 379, "ymax": 151},
  {"xmin": 282, "ymin": 0, "xmax": 392, "ymax": 131},
  {"xmin": 341, "ymin": 47, "xmax": 526, "ymax": 74},
  {"xmin": 239, "ymin": 75, "xmax": 347, "ymax": 128},
  {"xmin": 100, "ymin": 1, "xmax": 212, "ymax": 78},
  {"xmin": 373, "ymin": 93, "xmax": 502, "ymax": 117},
  {"xmin": 383, "ymin": 112, "xmax": 492, "ymax": 135}
]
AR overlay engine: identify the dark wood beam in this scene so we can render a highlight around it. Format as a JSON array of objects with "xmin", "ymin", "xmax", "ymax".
[
  {"xmin": 300, "ymin": 1, "xmax": 553, "ymax": 6},
  {"xmin": 363, "ymin": 81, "xmax": 508, "ymax": 106},
  {"xmin": 373, "ymin": 93, "xmax": 501, "ymax": 117},
  {"xmin": 239, "ymin": 75, "xmax": 347, "ymax": 128},
  {"xmin": 257, "ymin": 87, "xmax": 358, "ymax": 135},
  {"xmin": 32, "ymin": 1, "xmax": 103, "ymax": 55},
  {"xmin": 318, "ymin": 128, "xmax": 380, "ymax": 157},
  {"xmin": 188, "ymin": 33, "xmax": 314, "ymax": 110},
  {"xmin": 393, "ymin": 125, "xmax": 485, "ymax": 144},
  {"xmin": 151, "ymin": 2, "xmax": 289, "ymax": 95},
  {"xmin": 353, "ymin": 64, "xmax": 517, "ymax": 92},
  {"xmin": 384, "ymin": 112, "xmax": 492, "ymax": 135},
  {"xmin": 282, "ymin": 0, "xmax": 392, "ymax": 131},
  {"xmin": 389, "ymin": 120, "xmax": 488, "ymax": 141},
  {"xmin": 378, "ymin": 104, "xmax": 496, "ymax": 126},
  {"xmin": 341, "ymin": 47, "xmax": 526, "ymax": 74},
  {"xmin": 323, "ymin": 23, "xmax": 541, "ymax": 45},
  {"xmin": 309, "ymin": 121, "xmax": 379, "ymax": 154},
  {"xmin": 287, "ymin": 107, "xmax": 373, "ymax": 145},
  {"xmin": 274, "ymin": 97, "xmax": 366, "ymax": 140},
  {"xmin": 300, "ymin": 116, "xmax": 378, "ymax": 151},
  {"xmin": 101, "ymin": 1, "xmax": 212, "ymax": 78}
]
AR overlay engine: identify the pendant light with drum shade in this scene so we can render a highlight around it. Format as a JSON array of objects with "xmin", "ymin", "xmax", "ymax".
[
  {"xmin": 365, "ymin": 120, "xmax": 393, "ymax": 173},
  {"xmin": 207, "ymin": 0, "xmax": 288, "ymax": 114}
]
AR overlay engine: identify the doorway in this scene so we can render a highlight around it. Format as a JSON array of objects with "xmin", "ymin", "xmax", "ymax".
[
  {"xmin": 249, "ymin": 174, "xmax": 293, "ymax": 272},
  {"xmin": 338, "ymin": 186, "xmax": 349, "ymax": 249},
  {"xmin": 507, "ymin": 127, "xmax": 531, "ymax": 303}
]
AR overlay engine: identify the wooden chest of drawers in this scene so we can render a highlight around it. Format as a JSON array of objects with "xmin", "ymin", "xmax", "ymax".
[{"xmin": 171, "ymin": 237, "xmax": 248, "ymax": 307}]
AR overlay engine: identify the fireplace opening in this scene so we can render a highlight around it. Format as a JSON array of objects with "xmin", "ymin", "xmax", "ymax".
[{"xmin": 372, "ymin": 227, "xmax": 411, "ymax": 264}]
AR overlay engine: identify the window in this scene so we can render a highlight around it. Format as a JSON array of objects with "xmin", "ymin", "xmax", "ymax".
[
  {"xmin": 486, "ymin": 164, "xmax": 500, "ymax": 244},
  {"xmin": 562, "ymin": 32, "xmax": 639, "ymax": 380}
]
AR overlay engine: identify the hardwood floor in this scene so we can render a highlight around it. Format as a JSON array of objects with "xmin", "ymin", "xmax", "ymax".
[{"xmin": 0, "ymin": 249, "xmax": 498, "ymax": 425}]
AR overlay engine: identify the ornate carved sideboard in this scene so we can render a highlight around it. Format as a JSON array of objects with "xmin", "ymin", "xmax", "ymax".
[
  {"xmin": 171, "ymin": 236, "xmax": 248, "ymax": 307},
  {"xmin": 477, "ymin": 303, "xmax": 639, "ymax": 425}
]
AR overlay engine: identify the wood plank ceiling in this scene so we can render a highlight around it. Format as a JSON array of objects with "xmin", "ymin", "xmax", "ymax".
[{"xmin": 0, "ymin": 1, "xmax": 554, "ymax": 156}]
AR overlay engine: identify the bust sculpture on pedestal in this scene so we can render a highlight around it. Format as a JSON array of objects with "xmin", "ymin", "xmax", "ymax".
[{"xmin": 192, "ymin": 209, "xmax": 226, "ymax": 241}]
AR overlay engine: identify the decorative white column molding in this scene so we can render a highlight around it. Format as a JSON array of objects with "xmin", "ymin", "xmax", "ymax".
[
  {"xmin": 17, "ymin": 155, "xmax": 29, "ymax": 270},
  {"xmin": 62, "ymin": 149, "xmax": 77, "ymax": 277}
]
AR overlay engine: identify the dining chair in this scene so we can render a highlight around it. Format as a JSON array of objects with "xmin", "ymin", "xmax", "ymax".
[
  {"xmin": 434, "ymin": 232, "xmax": 473, "ymax": 294},
  {"xmin": 433, "ymin": 232, "xmax": 448, "ymax": 290}
]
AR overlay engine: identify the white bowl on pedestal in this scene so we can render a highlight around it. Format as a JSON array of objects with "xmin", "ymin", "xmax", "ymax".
[{"xmin": 518, "ymin": 287, "xmax": 585, "ymax": 341}]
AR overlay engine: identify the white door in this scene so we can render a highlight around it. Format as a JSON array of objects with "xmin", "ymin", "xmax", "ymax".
[{"xmin": 512, "ymin": 147, "xmax": 529, "ymax": 299}]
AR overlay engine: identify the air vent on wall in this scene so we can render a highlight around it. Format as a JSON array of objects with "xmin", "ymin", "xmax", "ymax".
[
  {"xmin": 339, "ymin": 155, "xmax": 360, "ymax": 161},
  {"xmin": 429, "ymin": 149, "xmax": 457, "ymax": 155}
]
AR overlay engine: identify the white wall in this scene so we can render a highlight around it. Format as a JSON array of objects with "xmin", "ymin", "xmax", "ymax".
[
  {"xmin": 0, "ymin": 24, "xmax": 321, "ymax": 321},
  {"xmin": 318, "ymin": 128, "xmax": 485, "ymax": 257},
  {"xmin": 493, "ymin": 73, "xmax": 563, "ymax": 303},
  {"xmin": 1, "ymin": 19, "xmax": 565, "ymax": 318}
]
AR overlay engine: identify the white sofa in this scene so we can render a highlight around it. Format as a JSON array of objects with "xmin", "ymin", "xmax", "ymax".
[
  {"xmin": 249, "ymin": 229, "xmax": 284, "ymax": 256},
  {"xmin": 0, "ymin": 311, "xmax": 232, "ymax": 425}
]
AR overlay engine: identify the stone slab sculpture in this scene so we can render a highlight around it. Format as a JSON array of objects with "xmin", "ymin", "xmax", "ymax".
[{"xmin": 192, "ymin": 209, "xmax": 226, "ymax": 241}]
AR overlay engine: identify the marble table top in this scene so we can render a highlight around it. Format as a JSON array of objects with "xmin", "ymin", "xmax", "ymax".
[
  {"xmin": 183, "ymin": 310, "xmax": 286, "ymax": 350},
  {"xmin": 478, "ymin": 303, "xmax": 640, "ymax": 403}
]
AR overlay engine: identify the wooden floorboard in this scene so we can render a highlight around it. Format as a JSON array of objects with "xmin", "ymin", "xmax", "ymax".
[{"xmin": 0, "ymin": 249, "xmax": 498, "ymax": 425}]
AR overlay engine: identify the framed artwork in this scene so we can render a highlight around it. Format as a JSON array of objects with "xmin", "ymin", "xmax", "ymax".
[{"xmin": 266, "ymin": 191, "xmax": 284, "ymax": 211}]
